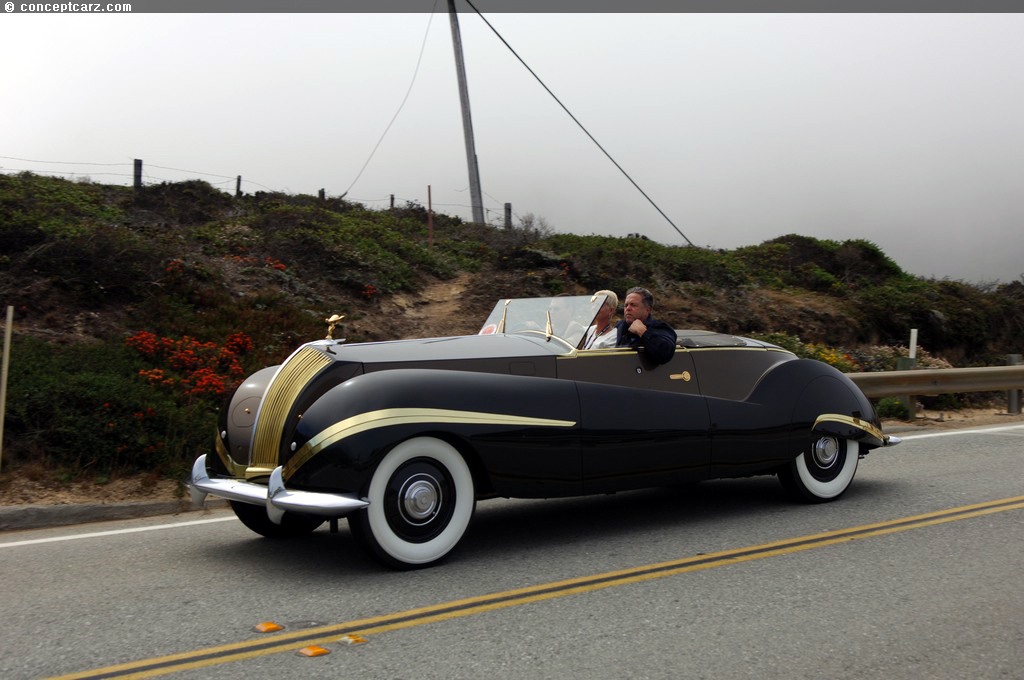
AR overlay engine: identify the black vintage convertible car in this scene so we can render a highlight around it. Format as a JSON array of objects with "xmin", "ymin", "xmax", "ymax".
[{"xmin": 191, "ymin": 294, "xmax": 899, "ymax": 568}]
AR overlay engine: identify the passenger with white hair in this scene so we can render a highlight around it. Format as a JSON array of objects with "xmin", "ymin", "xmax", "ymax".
[{"xmin": 582, "ymin": 289, "xmax": 619, "ymax": 350}]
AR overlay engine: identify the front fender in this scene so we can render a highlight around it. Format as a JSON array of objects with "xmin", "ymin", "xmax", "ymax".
[
  {"xmin": 286, "ymin": 368, "xmax": 583, "ymax": 497},
  {"xmin": 213, "ymin": 365, "xmax": 279, "ymax": 475}
]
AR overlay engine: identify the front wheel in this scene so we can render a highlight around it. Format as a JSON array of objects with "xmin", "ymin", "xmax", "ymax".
[
  {"xmin": 349, "ymin": 437, "xmax": 475, "ymax": 569},
  {"xmin": 778, "ymin": 436, "xmax": 859, "ymax": 503},
  {"xmin": 230, "ymin": 500, "xmax": 324, "ymax": 538}
]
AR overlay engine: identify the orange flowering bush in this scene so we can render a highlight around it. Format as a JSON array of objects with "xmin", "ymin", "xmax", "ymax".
[
  {"xmin": 126, "ymin": 330, "xmax": 254, "ymax": 400},
  {"xmin": 6, "ymin": 336, "xmax": 228, "ymax": 475}
]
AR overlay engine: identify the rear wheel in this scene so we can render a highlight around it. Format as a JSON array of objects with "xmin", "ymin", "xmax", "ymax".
[
  {"xmin": 230, "ymin": 500, "xmax": 324, "ymax": 538},
  {"xmin": 779, "ymin": 436, "xmax": 859, "ymax": 502},
  {"xmin": 349, "ymin": 437, "xmax": 475, "ymax": 569}
]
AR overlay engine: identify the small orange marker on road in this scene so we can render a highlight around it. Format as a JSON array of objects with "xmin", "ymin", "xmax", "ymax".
[
  {"xmin": 253, "ymin": 621, "xmax": 285, "ymax": 633},
  {"xmin": 297, "ymin": 645, "xmax": 331, "ymax": 657},
  {"xmin": 339, "ymin": 634, "xmax": 368, "ymax": 645}
]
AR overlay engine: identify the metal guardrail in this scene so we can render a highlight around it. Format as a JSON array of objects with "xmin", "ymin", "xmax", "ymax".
[{"xmin": 848, "ymin": 365, "xmax": 1024, "ymax": 399}]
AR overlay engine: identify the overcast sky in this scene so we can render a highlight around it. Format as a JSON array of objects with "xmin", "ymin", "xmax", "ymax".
[{"xmin": 3, "ymin": 11, "xmax": 1022, "ymax": 283}]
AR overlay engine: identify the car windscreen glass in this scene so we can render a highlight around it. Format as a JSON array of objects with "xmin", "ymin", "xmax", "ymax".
[{"xmin": 478, "ymin": 295, "xmax": 607, "ymax": 349}]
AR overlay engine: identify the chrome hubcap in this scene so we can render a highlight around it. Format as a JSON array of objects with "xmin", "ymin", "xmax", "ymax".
[
  {"xmin": 812, "ymin": 437, "xmax": 840, "ymax": 469},
  {"xmin": 401, "ymin": 475, "xmax": 440, "ymax": 524}
]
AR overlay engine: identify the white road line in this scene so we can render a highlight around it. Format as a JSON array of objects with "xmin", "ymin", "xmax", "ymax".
[
  {"xmin": 0, "ymin": 515, "xmax": 236, "ymax": 549},
  {"xmin": 897, "ymin": 423, "xmax": 1024, "ymax": 441}
]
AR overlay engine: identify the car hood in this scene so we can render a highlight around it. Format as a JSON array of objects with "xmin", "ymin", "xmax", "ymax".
[{"xmin": 317, "ymin": 332, "xmax": 572, "ymax": 365}]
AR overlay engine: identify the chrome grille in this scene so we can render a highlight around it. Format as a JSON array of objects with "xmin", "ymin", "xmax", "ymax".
[{"xmin": 247, "ymin": 346, "xmax": 332, "ymax": 478}]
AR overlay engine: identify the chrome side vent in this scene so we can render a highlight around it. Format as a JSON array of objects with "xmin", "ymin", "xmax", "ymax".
[{"xmin": 247, "ymin": 347, "xmax": 333, "ymax": 479}]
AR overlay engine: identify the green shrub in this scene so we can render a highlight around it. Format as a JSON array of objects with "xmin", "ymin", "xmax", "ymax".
[
  {"xmin": 876, "ymin": 397, "xmax": 910, "ymax": 420},
  {"xmin": 0, "ymin": 172, "xmax": 127, "ymax": 245},
  {"xmin": 4, "ymin": 336, "xmax": 219, "ymax": 476}
]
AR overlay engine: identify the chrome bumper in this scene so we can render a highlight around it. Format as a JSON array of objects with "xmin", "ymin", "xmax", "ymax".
[{"xmin": 189, "ymin": 454, "xmax": 369, "ymax": 524}]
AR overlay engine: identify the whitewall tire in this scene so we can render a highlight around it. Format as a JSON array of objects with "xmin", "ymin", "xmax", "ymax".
[
  {"xmin": 349, "ymin": 437, "xmax": 475, "ymax": 569},
  {"xmin": 779, "ymin": 436, "xmax": 859, "ymax": 503}
]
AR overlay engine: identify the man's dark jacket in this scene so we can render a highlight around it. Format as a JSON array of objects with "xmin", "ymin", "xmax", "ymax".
[{"xmin": 614, "ymin": 317, "xmax": 677, "ymax": 365}]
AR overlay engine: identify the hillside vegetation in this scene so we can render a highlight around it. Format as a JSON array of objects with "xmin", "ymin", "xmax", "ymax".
[{"xmin": 1, "ymin": 172, "xmax": 1022, "ymax": 480}]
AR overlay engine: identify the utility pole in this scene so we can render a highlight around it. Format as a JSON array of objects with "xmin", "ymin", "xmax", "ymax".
[{"xmin": 448, "ymin": 0, "xmax": 485, "ymax": 224}]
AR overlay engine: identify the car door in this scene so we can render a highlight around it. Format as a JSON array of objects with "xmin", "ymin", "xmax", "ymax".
[{"xmin": 558, "ymin": 349, "xmax": 713, "ymax": 494}]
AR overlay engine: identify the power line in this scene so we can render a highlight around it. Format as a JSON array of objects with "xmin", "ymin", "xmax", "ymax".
[
  {"xmin": 145, "ymin": 163, "xmax": 236, "ymax": 180},
  {"xmin": 463, "ymin": 1, "xmax": 694, "ymax": 247},
  {"xmin": 342, "ymin": 3, "xmax": 441, "ymax": 198},
  {"xmin": 0, "ymin": 167, "xmax": 134, "ymax": 180},
  {"xmin": 0, "ymin": 155, "xmax": 127, "ymax": 166}
]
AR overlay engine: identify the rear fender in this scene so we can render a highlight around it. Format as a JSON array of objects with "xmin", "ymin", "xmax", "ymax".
[
  {"xmin": 748, "ymin": 359, "xmax": 884, "ymax": 452},
  {"xmin": 787, "ymin": 362, "xmax": 884, "ymax": 452},
  {"xmin": 812, "ymin": 413, "xmax": 885, "ymax": 449}
]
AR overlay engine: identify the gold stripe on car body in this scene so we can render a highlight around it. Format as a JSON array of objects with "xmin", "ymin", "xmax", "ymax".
[
  {"xmin": 564, "ymin": 346, "xmax": 794, "ymax": 358},
  {"xmin": 558, "ymin": 347, "xmax": 632, "ymax": 357},
  {"xmin": 250, "ymin": 346, "xmax": 333, "ymax": 472},
  {"xmin": 813, "ymin": 413, "xmax": 885, "ymax": 442},
  {"xmin": 284, "ymin": 408, "xmax": 576, "ymax": 478},
  {"xmin": 683, "ymin": 346, "xmax": 792, "ymax": 353}
]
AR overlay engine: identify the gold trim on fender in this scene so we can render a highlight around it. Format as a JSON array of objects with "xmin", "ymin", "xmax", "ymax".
[
  {"xmin": 244, "ymin": 466, "xmax": 276, "ymax": 480},
  {"xmin": 813, "ymin": 413, "xmax": 885, "ymax": 443},
  {"xmin": 284, "ymin": 408, "xmax": 576, "ymax": 478},
  {"xmin": 213, "ymin": 429, "xmax": 248, "ymax": 478}
]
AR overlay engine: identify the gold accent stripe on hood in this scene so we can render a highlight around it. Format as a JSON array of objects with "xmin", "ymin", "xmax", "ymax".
[{"xmin": 285, "ymin": 408, "xmax": 575, "ymax": 478}]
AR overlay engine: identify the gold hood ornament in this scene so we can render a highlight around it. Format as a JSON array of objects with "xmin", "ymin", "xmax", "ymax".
[{"xmin": 325, "ymin": 314, "xmax": 345, "ymax": 340}]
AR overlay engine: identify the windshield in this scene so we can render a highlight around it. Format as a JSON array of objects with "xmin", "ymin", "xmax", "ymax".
[{"xmin": 478, "ymin": 295, "xmax": 608, "ymax": 349}]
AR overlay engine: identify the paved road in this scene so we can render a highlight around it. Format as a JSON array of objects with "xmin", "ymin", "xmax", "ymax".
[{"xmin": 2, "ymin": 423, "xmax": 1023, "ymax": 680}]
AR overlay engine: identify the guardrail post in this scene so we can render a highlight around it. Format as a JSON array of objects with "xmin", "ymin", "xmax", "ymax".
[
  {"xmin": 896, "ymin": 356, "xmax": 917, "ymax": 419},
  {"xmin": 1008, "ymin": 354, "xmax": 1022, "ymax": 415}
]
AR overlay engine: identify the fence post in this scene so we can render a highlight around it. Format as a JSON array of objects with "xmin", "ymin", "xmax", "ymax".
[
  {"xmin": 427, "ymin": 185, "xmax": 434, "ymax": 250},
  {"xmin": 1008, "ymin": 354, "xmax": 1022, "ymax": 415},
  {"xmin": 0, "ymin": 305, "xmax": 13, "ymax": 475},
  {"xmin": 236, "ymin": 176, "xmax": 243, "ymax": 198},
  {"xmin": 133, "ymin": 159, "xmax": 143, "ymax": 190},
  {"xmin": 504, "ymin": 203, "xmax": 512, "ymax": 230}
]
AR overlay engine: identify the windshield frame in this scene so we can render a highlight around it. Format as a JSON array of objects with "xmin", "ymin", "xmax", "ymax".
[{"xmin": 478, "ymin": 295, "xmax": 609, "ymax": 349}]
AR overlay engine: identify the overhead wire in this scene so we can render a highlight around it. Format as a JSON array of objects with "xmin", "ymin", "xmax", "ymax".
[
  {"xmin": 341, "ymin": 3, "xmax": 441, "ymax": 198},
  {"xmin": 0, "ymin": 155, "xmax": 125, "ymax": 166},
  {"xmin": 4, "ymin": 5, "xmax": 688, "ymax": 236},
  {"xmin": 462, "ymin": 1, "xmax": 695, "ymax": 247},
  {"xmin": 1, "ymin": 155, "xmax": 280, "ymax": 192}
]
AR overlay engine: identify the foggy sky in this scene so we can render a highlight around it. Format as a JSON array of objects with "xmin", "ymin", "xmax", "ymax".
[{"xmin": 2, "ymin": 12, "xmax": 1021, "ymax": 283}]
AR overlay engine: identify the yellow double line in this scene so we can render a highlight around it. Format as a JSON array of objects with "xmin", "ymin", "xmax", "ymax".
[{"xmin": 54, "ymin": 495, "xmax": 1024, "ymax": 679}]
